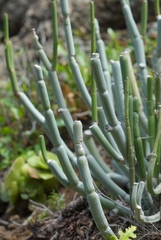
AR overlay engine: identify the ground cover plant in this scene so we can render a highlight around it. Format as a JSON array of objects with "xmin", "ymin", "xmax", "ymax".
[{"xmin": 2, "ymin": 0, "xmax": 161, "ymax": 239}]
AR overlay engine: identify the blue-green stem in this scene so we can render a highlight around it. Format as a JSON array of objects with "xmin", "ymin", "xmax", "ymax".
[
  {"xmin": 90, "ymin": 1, "xmax": 97, "ymax": 123},
  {"xmin": 84, "ymin": 144, "xmax": 130, "ymax": 204},
  {"xmin": 33, "ymin": 29, "xmax": 129, "ymax": 198},
  {"xmin": 73, "ymin": 121, "xmax": 117, "ymax": 240},
  {"xmin": 147, "ymin": 106, "xmax": 161, "ymax": 195},
  {"xmin": 120, "ymin": 50, "xmax": 148, "ymax": 135},
  {"xmin": 32, "ymin": 29, "xmax": 51, "ymax": 71},
  {"xmin": 147, "ymin": 75, "xmax": 155, "ymax": 151},
  {"xmin": 97, "ymin": 107, "xmax": 129, "ymax": 177},
  {"xmin": 36, "ymin": 64, "xmax": 131, "ymax": 208},
  {"xmin": 40, "ymin": 123, "xmax": 131, "ymax": 215},
  {"xmin": 4, "ymin": 14, "xmax": 19, "ymax": 94},
  {"xmin": 4, "ymin": 33, "xmax": 51, "ymax": 139},
  {"xmin": 17, "ymin": 92, "xmax": 49, "ymax": 136},
  {"xmin": 51, "ymin": 0, "xmax": 58, "ymax": 70},
  {"xmin": 89, "ymin": 123, "xmax": 124, "ymax": 164},
  {"xmin": 151, "ymin": 16, "xmax": 161, "ymax": 141},
  {"xmin": 4, "ymin": 13, "xmax": 9, "ymax": 41},
  {"xmin": 39, "ymin": 135, "xmax": 70, "ymax": 187},
  {"xmin": 132, "ymin": 182, "xmax": 160, "ymax": 223},
  {"xmin": 33, "ymin": 29, "xmax": 74, "ymax": 140},
  {"xmin": 154, "ymin": 0, "xmax": 160, "ymax": 15},
  {"xmin": 83, "ymin": 130, "xmax": 112, "ymax": 173},
  {"xmin": 84, "ymin": 130, "xmax": 128, "ymax": 185},
  {"xmin": 97, "ymin": 107, "xmax": 121, "ymax": 155},
  {"xmin": 155, "ymin": 77, "xmax": 161, "ymax": 178},
  {"xmin": 40, "ymin": 134, "xmax": 130, "ymax": 215},
  {"xmin": 141, "ymin": 0, "xmax": 148, "ymax": 38},
  {"xmin": 151, "ymin": 16, "xmax": 161, "ymax": 76},
  {"xmin": 120, "ymin": 2, "xmax": 148, "ymax": 103},
  {"xmin": 69, "ymin": 57, "xmax": 91, "ymax": 110},
  {"xmin": 124, "ymin": 77, "xmax": 135, "ymax": 199},
  {"xmin": 129, "ymin": 94, "xmax": 134, "ymax": 145},
  {"xmin": 91, "ymin": 53, "xmax": 127, "ymax": 161},
  {"xmin": 39, "ymin": 135, "xmax": 48, "ymax": 162},
  {"xmin": 155, "ymin": 77, "xmax": 161, "ymax": 111},
  {"xmin": 111, "ymin": 160, "xmax": 129, "ymax": 178},
  {"xmin": 133, "ymin": 97, "xmax": 146, "ymax": 181},
  {"xmin": 111, "ymin": 60, "xmax": 125, "ymax": 128},
  {"xmin": 48, "ymin": 68, "xmax": 121, "ymax": 185},
  {"xmin": 59, "ymin": 0, "xmax": 91, "ymax": 110},
  {"xmin": 95, "ymin": 19, "xmax": 112, "ymax": 100},
  {"xmin": 35, "ymin": 65, "xmax": 85, "ymax": 195}
]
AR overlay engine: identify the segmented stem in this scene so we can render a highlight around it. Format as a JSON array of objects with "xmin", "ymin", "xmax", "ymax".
[{"xmin": 90, "ymin": 1, "xmax": 97, "ymax": 123}]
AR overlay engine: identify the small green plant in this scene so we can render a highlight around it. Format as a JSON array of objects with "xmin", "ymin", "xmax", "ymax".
[
  {"xmin": 110, "ymin": 226, "xmax": 137, "ymax": 240},
  {"xmin": 28, "ymin": 190, "xmax": 65, "ymax": 221},
  {"xmin": 0, "ymin": 150, "xmax": 60, "ymax": 206},
  {"xmin": 47, "ymin": 189, "xmax": 65, "ymax": 211},
  {"xmin": 118, "ymin": 226, "xmax": 137, "ymax": 240}
]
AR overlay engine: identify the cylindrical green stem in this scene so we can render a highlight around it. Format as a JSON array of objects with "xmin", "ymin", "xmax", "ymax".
[
  {"xmin": 125, "ymin": 77, "xmax": 135, "ymax": 198},
  {"xmin": 74, "ymin": 121, "xmax": 117, "ymax": 239},
  {"xmin": 51, "ymin": 0, "xmax": 58, "ymax": 70},
  {"xmin": 95, "ymin": 19, "xmax": 112, "ymax": 100},
  {"xmin": 90, "ymin": 2, "xmax": 96, "ymax": 54},
  {"xmin": 39, "ymin": 134, "xmax": 70, "ymax": 186},
  {"xmin": 141, "ymin": 0, "xmax": 148, "ymax": 38},
  {"xmin": 151, "ymin": 16, "xmax": 161, "ymax": 79},
  {"xmin": 147, "ymin": 75, "xmax": 155, "ymax": 151},
  {"xmin": 90, "ymin": 1, "xmax": 97, "ymax": 123},
  {"xmin": 147, "ymin": 106, "xmax": 161, "ymax": 195},
  {"xmin": 121, "ymin": 2, "xmax": 148, "ymax": 102},
  {"xmin": 154, "ymin": 0, "xmax": 160, "ymax": 15},
  {"xmin": 155, "ymin": 76, "xmax": 161, "ymax": 177},
  {"xmin": 111, "ymin": 60, "xmax": 125, "ymax": 127},
  {"xmin": 4, "ymin": 13, "xmax": 9, "ymax": 42},
  {"xmin": 155, "ymin": 77, "xmax": 161, "ymax": 110},
  {"xmin": 4, "ymin": 14, "xmax": 19, "ymax": 94},
  {"xmin": 60, "ymin": 0, "xmax": 91, "ymax": 109},
  {"xmin": 39, "ymin": 135, "xmax": 48, "ymax": 162},
  {"xmin": 83, "ymin": 130, "xmax": 112, "ymax": 173},
  {"xmin": 90, "ymin": 123, "xmax": 124, "ymax": 164},
  {"xmin": 69, "ymin": 57, "xmax": 91, "ymax": 109},
  {"xmin": 133, "ymin": 98, "xmax": 146, "ymax": 181},
  {"xmin": 91, "ymin": 53, "xmax": 127, "ymax": 160},
  {"xmin": 32, "ymin": 29, "xmax": 51, "ymax": 70}
]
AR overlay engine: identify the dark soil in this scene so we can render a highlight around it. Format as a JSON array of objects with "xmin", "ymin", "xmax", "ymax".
[{"xmin": 1, "ymin": 193, "xmax": 161, "ymax": 240}]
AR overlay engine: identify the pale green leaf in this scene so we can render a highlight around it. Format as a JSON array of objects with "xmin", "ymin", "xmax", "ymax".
[
  {"xmin": 118, "ymin": 226, "xmax": 137, "ymax": 240},
  {"xmin": 8, "ymin": 181, "xmax": 19, "ymax": 204},
  {"xmin": 20, "ymin": 193, "xmax": 29, "ymax": 200},
  {"xmin": 0, "ymin": 183, "xmax": 10, "ymax": 202},
  {"xmin": 4, "ymin": 157, "xmax": 25, "ymax": 188},
  {"xmin": 39, "ymin": 150, "xmax": 59, "ymax": 164},
  {"xmin": 27, "ymin": 155, "xmax": 48, "ymax": 170},
  {"xmin": 38, "ymin": 169, "xmax": 55, "ymax": 180}
]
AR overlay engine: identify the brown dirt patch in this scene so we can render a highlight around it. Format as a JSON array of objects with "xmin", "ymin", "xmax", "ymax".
[{"xmin": 1, "ymin": 196, "xmax": 161, "ymax": 240}]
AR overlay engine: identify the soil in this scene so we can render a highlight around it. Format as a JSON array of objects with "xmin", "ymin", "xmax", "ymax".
[{"xmin": 1, "ymin": 192, "xmax": 161, "ymax": 240}]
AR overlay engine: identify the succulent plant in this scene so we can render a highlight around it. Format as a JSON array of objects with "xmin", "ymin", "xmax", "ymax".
[
  {"xmin": 0, "ymin": 150, "xmax": 60, "ymax": 206},
  {"xmin": 4, "ymin": 0, "xmax": 161, "ymax": 239}
]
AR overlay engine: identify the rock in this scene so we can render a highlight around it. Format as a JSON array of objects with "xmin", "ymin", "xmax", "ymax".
[
  {"xmin": 0, "ymin": 0, "xmax": 157, "ymax": 80},
  {"xmin": 0, "ymin": 0, "xmax": 156, "ymax": 40},
  {"xmin": 95, "ymin": 0, "xmax": 156, "ymax": 32}
]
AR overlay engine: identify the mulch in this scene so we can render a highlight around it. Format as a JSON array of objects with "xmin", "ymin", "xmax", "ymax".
[{"xmin": 1, "ymin": 196, "xmax": 161, "ymax": 240}]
